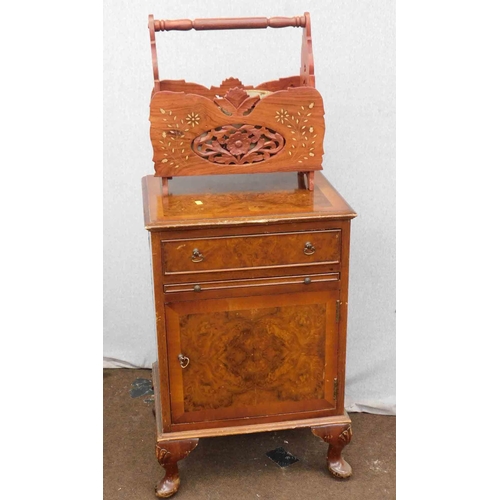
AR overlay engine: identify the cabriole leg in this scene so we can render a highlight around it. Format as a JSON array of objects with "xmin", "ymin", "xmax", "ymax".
[
  {"xmin": 155, "ymin": 439, "xmax": 199, "ymax": 498},
  {"xmin": 311, "ymin": 423, "xmax": 353, "ymax": 478}
]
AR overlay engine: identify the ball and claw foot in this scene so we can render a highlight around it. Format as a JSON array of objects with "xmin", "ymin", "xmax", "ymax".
[
  {"xmin": 155, "ymin": 439, "xmax": 199, "ymax": 498},
  {"xmin": 311, "ymin": 423, "xmax": 353, "ymax": 479}
]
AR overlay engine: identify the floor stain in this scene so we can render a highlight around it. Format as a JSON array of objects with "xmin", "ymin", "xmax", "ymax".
[{"xmin": 129, "ymin": 378, "xmax": 154, "ymax": 398}]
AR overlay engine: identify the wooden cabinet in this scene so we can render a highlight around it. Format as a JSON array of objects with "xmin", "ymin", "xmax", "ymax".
[{"xmin": 143, "ymin": 172, "xmax": 356, "ymax": 497}]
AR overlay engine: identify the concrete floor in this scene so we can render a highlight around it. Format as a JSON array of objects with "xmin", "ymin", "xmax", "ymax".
[{"xmin": 104, "ymin": 369, "xmax": 395, "ymax": 499}]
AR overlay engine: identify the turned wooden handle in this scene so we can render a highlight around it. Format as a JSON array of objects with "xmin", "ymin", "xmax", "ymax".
[
  {"xmin": 148, "ymin": 13, "xmax": 314, "ymax": 92},
  {"xmin": 153, "ymin": 16, "xmax": 306, "ymax": 32}
]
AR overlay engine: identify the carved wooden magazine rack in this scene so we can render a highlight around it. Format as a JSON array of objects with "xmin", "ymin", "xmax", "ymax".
[{"xmin": 148, "ymin": 13, "xmax": 325, "ymax": 194}]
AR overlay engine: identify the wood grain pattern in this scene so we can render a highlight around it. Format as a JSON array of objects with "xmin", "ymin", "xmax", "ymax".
[
  {"xmin": 336, "ymin": 219, "xmax": 352, "ymax": 413},
  {"xmin": 162, "ymin": 279, "xmax": 340, "ymax": 303},
  {"xmin": 160, "ymin": 187, "xmax": 321, "ymax": 221},
  {"xmin": 163, "ymin": 273, "xmax": 339, "ymax": 293},
  {"xmin": 152, "ymin": 362, "xmax": 163, "ymax": 436},
  {"xmin": 151, "ymin": 234, "xmax": 173, "ymax": 431},
  {"xmin": 165, "ymin": 290, "xmax": 338, "ymax": 424},
  {"xmin": 142, "ymin": 172, "xmax": 357, "ymax": 231},
  {"xmin": 181, "ymin": 303, "xmax": 326, "ymax": 410},
  {"xmin": 159, "ymin": 413, "xmax": 351, "ymax": 441},
  {"xmin": 161, "ymin": 261, "xmax": 341, "ymax": 286},
  {"xmin": 150, "ymin": 87, "xmax": 325, "ymax": 177},
  {"xmin": 161, "ymin": 229, "xmax": 340, "ymax": 274}
]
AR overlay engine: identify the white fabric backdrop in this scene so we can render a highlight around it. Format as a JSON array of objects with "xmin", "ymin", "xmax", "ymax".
[{"xmin": 104, "ymin": 0, "xmax": 395, "ymax": 414}]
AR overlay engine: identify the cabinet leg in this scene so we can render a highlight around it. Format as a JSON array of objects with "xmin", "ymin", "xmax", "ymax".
[
  {"xmin": 155, "ymin": 439, "xmax": 199, "ymax": 498},
  {"xmin": 311, "ymin": 423, "xmax": 353, "ymax": 478}
]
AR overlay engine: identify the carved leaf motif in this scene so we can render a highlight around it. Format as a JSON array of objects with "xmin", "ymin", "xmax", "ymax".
[
  {"xmin": 213, "ymin": 98, "xmax": 236, "ymax": 116},
  {"xmin": 237, "ymin": 95, "xmax": 261, "ymax": 115},
  {"xmin": 338, "ymin": 426, "xmax": 353, "ymax": 444},
  {"xmin": 224, "ymin": 88, "xmax": 250, "ymax": 108},
  {"xmin": 192, "ymin": 124, "xmax": 285, "ymax": 165},
  {"xmin": 213, "ymin": 88, "xmax": 261, "ymax": 116},
  {"xmin": 155, "ymin": 445, "xmax": 171, "ymax": 463}
]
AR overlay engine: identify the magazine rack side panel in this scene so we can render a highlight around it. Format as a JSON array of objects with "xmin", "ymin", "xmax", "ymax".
[{"xmin": 150, "ymin": 86, "xmax": 325, "ymax": 178}]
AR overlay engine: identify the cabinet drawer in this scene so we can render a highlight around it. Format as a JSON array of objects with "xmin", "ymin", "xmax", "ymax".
[
  {"xmin": 161, "ymin": 229, "xmax": 341, "ymax": 276},
  {"xmin": 163, "ymin": 273, "xmax": 340, "ymax": 301}
]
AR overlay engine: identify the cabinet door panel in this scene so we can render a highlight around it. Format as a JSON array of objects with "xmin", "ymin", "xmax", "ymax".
[{"xmin": 165, "ymin": 290, "xmax": 339, "ymax": 424}]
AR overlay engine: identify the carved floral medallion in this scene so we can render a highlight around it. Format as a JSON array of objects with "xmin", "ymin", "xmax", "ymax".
[{"xmin": 192, "ymin": 124, "xmax": 285, "ymax": 165}]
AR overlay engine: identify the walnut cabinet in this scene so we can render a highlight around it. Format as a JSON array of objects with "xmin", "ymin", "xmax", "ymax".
[{"xmin": 142, "ymin": 172, "xmax": 356, "ymax": 497}]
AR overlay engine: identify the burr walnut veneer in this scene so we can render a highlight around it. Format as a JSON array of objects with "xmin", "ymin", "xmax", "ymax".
[{"xmin": 142, "ymin": 172, "xmax": 356, "ymax": 497}]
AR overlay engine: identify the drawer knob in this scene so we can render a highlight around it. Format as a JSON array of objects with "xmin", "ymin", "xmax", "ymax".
[
  {"xmin": 304, "ymin": 242, "xmax": 316, "ymax": 255},
  {"xmin": 191, "ymin": 248, "xmax": 204, "ymax": 263},
  {"xmin": 304, "ymin": 277, "xmax": 312, "ymax": 284},
  {"xmin": 193, "ymin": 284, "xmax": 202, "ymax": 292},
  {"xmin": 178, "ymin": 354, "xmax": 190, "ymax": 369}
]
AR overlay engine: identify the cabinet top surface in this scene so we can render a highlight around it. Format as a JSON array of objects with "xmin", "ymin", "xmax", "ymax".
[{"xmin": 142, "ymin": 172, "xmax": 356, "ymax": 231}]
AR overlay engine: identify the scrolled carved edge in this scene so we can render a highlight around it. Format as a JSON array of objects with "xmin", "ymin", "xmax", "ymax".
[
  {"xmin": 155, "ymin": 444, "xmax": 171, "ymax": 464},
  {"xmin": 311, "ymin": 423, "xmax": 352, "ymax": 444},
  {"xmin": 311, "ymin": 423, "xmax": 353, "ymax": 479},
  {"xmin": 155, "ymin": 439, "xmax": 199, "ymax": 498},
  {"xmin": 158, "ymin": 76, "xmax": 303, "ymax": 97}
]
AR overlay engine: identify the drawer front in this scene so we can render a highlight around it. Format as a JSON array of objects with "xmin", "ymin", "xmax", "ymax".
[
  {"xmin": 163, "ymin": 273, "xmax": 340, "ymax": 302},
  {"xmin": 165, "ymin": 290, "xmax": 339, "ymax": 425},
  {"xmin": 162, "ymin": 229, "xmax": 341, "ymax": 275}
]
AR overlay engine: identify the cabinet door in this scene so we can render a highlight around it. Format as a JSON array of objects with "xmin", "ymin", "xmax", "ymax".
[{"xmin": 165, "ymin": 290, "xmax": 339, "ymax": 425}]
